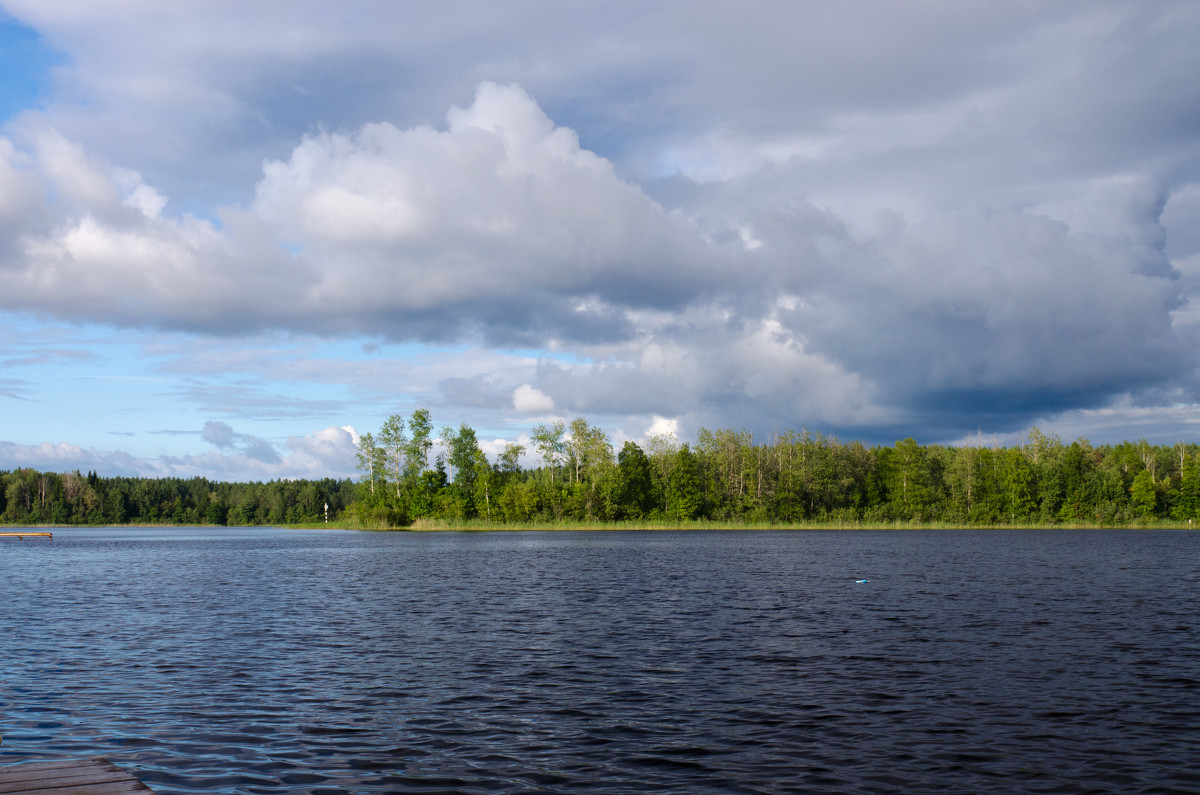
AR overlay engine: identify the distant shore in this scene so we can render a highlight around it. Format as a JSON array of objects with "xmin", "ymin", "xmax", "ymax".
[
  {"xmin": 363, "ymin": 519, "xmax": 1199, "ymax": 532},
  {"xmin": 5, "ymin": 520, "xmax": 1194, "ymax": 532}
]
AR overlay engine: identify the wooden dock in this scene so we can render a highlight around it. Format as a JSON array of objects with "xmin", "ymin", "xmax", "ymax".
[
  {"xmin": 0, "ymin": 758, "xmax": 154, "ymax": 793},
  {"xmin": 0, "ymin": 533, "xmax": 52, "ymax": 540}
]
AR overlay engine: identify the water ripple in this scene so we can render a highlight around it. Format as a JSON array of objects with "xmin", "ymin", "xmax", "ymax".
[{"xmin": 1, "ymin": 528, "xmax": 1199, "ymax": 793}]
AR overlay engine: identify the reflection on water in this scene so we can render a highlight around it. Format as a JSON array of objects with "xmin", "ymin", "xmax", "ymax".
[{"xmin": 1, "ymin": 528, "xmax": 1199, "ymax": 793}]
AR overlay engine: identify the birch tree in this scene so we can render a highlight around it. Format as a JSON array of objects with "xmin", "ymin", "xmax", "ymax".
[
  {"xmin": 531, "ymin": 421, "xmax": 566, "ymax": 481},
  {"xmin": 378, "ymin": 414, "xmax": 408, "ymax": 497}
]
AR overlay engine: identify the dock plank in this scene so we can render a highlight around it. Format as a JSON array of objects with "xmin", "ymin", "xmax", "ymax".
[
  {"xmin": 0, "ymin": 759, "xmax": 153, "ymax": 793},
  {"xmin": 0, "ymin": 784, "xmax": 149, "ymax": 795}
]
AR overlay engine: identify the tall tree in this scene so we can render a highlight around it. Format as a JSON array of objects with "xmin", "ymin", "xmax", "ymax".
[
  {"xmin": 1130, "ymin": 470, "xmax": 1157, "ymax": 518},
  {"xmin": 1003, "ymin": 448, "xmax": 1036, "ymax": 523},
  {"xmin": 498, "ymin": 442, "xmax": 524, "ymax": 476},
  {"xmin": 354, "ymin": 431, "xmax": 383, "ymax": 495},
  {"xmin": 645, "ymin": 432, "xmax": 680, "ymax": 514},
  {"xmin": 472, "ymin": 448, "xmax": 497, "ymax": 519},
  {"xmin": 378, "ymin": 414, "xmax": 408, "ymax": 498},
  {"xmin": 405, "ymin": 409, "xmax": 434, "ymax": 474},
  {"xmin": 391, "ymin": 409, "xmax": 435, "ymax": 518},
  {"xmin": 442, "ymin": 423, "xmax": 482, "ymax": 509},
  {"xmin": 617, "ymin": 441, "xmax": 655, "ymax": 518},
  {"xmin": 531, "ymin": 421, "xmax": 566, "ymax": 481},
  {"xmin": 668, "ymin": 445, "xmax": 703, "ymax": 520},
  {"xmin": 889, "ymin": 438, "xmax": 931, "ymax": 520},
  {"xmin": 1172, "ymin": 450, "xmax": 1199, "ymax": 521},
  {"xmin": 564, "ymin": 417, "xmax": 613, "ymax": 486}
]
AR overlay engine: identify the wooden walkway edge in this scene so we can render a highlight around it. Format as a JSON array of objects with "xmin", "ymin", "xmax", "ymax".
[{"xmin": 0, "ymin": 758, "xmax": 154, "ymax": 793}]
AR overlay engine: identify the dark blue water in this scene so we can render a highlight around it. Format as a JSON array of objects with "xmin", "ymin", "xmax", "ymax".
[{"xmin": 1, "ymin": 528, "xmax": 1198, "ymax": 793}]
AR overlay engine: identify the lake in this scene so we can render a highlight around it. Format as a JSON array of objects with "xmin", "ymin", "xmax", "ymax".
[{"xmin": 1, "ymin": 527, "xmax": 1198, "ymax": 793}]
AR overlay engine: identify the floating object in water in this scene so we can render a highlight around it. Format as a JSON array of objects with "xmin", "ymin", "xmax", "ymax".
[{"xmin": 855, "ymin": 579, "xmax": 870, "ymax": 583}]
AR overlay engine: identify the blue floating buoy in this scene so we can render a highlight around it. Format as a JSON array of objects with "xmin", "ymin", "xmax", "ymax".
[{"xmin": 855, "ymin": 579, "xmax": 870, "ymax": 583}]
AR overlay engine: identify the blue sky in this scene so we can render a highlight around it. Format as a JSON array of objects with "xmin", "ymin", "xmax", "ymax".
[{"xmin": 2, "ymin": 1, "xmax": 1200, "ymax": 480}]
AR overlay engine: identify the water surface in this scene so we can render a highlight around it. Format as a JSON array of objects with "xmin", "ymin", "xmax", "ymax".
[{"xmin": 1, "ymin": 528, "xmax": 1198, "ymax": 793}]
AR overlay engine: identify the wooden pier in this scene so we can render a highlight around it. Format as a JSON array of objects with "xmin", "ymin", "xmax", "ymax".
[
  {"xmin": 0, "ymin": 758, "xmax": 154, "ymax": 793},
  {"xmin": 0, "ymin": 533, "xmax": 52, "ymax": 540}
]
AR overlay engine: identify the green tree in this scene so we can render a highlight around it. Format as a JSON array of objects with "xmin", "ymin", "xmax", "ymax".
[
  {"xmin": 565, "ymin": 417, "xmax": 613, "ymax": 486},
  {"xmin": 645, "ymin": 432, "xmax": 679, "ymax": 515},
  {"xmin": 403, "ymin": 409, "xmax": 435, "ymax": 517},
  {"xmin": 441, "ymin": 423, "xmax": 482, "ymax": 513},
  {"xmin": 667, "ymin": 444, "xmax": 703, "ymax": 520},
  {"xmin": 1130, "ymin": 470, "xmax": 1157, "ymax": 518},
  {"xmin": 1172, "ymin": 451, "xmax": 1200, "ymax": 521},
  {"xmin": 617, "ymin": 441, "xmax": 655, "ymax": 518},
  {"xmin": 354, "ymin": 431, "xmax": 384, "ymax": 495},
  {"xmin": 889, "ymin": 438, "xmax": 930, "ymax": 520},
  {"xmin": 106, "ymin": 483, "xmax": 130, "ymax": 524},
  {"xmin": 531, "ymin": 421, "xmax": 566, "ymax": 481},
  {"xmin": 472, "ymin": 448, "xmax": 497, "ymax": 519},
  {"xmin": 405, "ymin": 409, "xmax": 434, "ymax": 474},
  {"xmin": 498, "ymin": 442, "xmax": 524, "ymax": 477},
  {"xmin": 378, "ymin": 415, "xmax": 408, "ymax": 498},
  {"xmin": 1003, "ymin": 448, "xmax": 1036, "ymax": 523}
]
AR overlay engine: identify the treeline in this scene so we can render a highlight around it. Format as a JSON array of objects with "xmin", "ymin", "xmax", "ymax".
[
  {"xmin": 0, "ymin": 469, "xmax": 355, "ymax": 526},
  {"xmin": 5, "ymin": 416, "xmax": 1198, "ymax": 527},
  {"xmin": 354, "ymin": 412, "xmax": 1200, "ymax": 526}
]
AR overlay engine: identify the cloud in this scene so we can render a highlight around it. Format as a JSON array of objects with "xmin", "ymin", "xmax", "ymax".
[
  {"xmin": 512, "ymin": 384, "xmax": 554, "ymax": 413},
  {"xmin": 645, "ymin": 416, "xmax": 678, "ymax": 439},
  {"xmin": 175, "ymin": 383, "xmax": 350, "ymax": 421},
  {"xmin": 201, "ymin": 420, "xmax": 235, "ymax": 448},
  {"xmin": 1, "ymin": 347, "xmax": 96, "ymax": 367},
  {"xmin": 0, "ymin": 83, "xmax": 726, "ymax": 347},
  {"xmin": 158, "ymin": 425, "xmax": 356, "ymax": 481},
  {"xmin": 241, "ymin": 435, "xmax": 282, "ymax": 465},
  {"xmin": 198, "ymin": 420, "xmax": 286, "ymax": 467},
  {"xmin": 0, "ymin": 439, "xmax": 152, "ymax": 476},
  {"xmin": 2, "ymin": 74, "xmax": 1194, "ymax": 444},
  {"xmin": 759, "ymin": 204, "xmax": 1189, "ymax": 429},
  {"xmin": 285, "ymin": 424, "xmax": 359, "ymax": 474},
  {"xmin": 251, "ymin": 82, "xmax": 726, "ymax": 343},
  {"xmin": 0, "ymin": 377, "xmax": 32, "ymax": 400},
  {"xmin": 0, "ymin": 423, "xmax": 359, "ymax": 480},
  {"xmin": 1, "ymin": 3, "xmax": 1199, "ymax": 455}
]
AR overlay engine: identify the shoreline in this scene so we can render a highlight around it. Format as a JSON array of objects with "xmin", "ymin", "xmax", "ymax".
[{"xmin": 3, "ymin": 520, "xmax": 1195, "ymax": 532}]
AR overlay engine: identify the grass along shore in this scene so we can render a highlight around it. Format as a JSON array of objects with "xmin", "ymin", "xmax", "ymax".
[
  {"xmin": 348, "ymin": 517, "xmax": 1200, "ymax": 532},
  {"xmin": 4, "ymin": 518, "xmax": 1196, "ymax": 531}
]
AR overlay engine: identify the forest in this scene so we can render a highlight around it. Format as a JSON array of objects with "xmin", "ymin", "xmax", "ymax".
[
  {"xmin": 348, "ymin": 412, "xmax": 1198, "ymax": 527},
  {"xmin": 3, "ymin": 409, "xmax": 1199, "ymax": 527},
  {"xmin": 0, "ymin": 470, "xmax": 356, "ymax": 527}
]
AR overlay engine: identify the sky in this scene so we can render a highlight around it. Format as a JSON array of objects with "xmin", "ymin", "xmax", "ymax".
[{"xmin": 1, "ymin": 1, "xmax": 1200, "ymax": 481}]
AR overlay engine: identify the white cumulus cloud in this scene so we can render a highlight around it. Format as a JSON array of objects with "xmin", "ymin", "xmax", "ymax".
[{"xmin": 512, "ymin": 384, "xmax": 555, "ymax": 414}]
